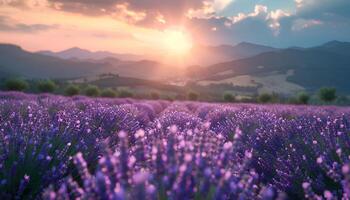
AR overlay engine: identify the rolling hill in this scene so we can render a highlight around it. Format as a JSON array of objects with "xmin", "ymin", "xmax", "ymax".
[
  {"xmin": 194, "ymin": 41, "xmax": 350, "ymax": 94},
  {"xmin": 188, "ymin": 42, "xmax": 278, "ymax": 66},
  {"xmin": 0, "ymin": 44, "xmax": 179, "ymax": 80},
  {"xmin": 0, "ymin": 44, "xmax": 105, "ymax": 79},
  {"xmin": 37, "ymin": 47, "xmax": 144, "ymax": 61},
  {"xmin": 38, "ymin": 42, "xmax": 278, "ymax": 66},
  {"xmin": 2, "ymin": 41, "xmax": 350, "ymax": 95}
]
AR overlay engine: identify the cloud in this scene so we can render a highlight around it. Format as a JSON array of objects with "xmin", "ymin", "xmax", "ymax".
[
  {"xmin": 187, "ymin": 0, "xmax": 233, "ymax": 19},
  {"xmin": 186, "ymin": 0, "xmax": 350, "ymax": 47},
  {"xmin": 291, "ymin": 19, "xmax": 323, "ymax": 31},
  {"xmin": 288, "ymin": 0, "xmax": 350, "ymax": 42},
  {"xmin": 2, "ymin": 0, "xmax": 350, "ymax": 48},
  {"xmin": 268, "ymin": 9, "xmax": 291, "ymax": 35},
  {"xmin": 0, "ymin": 0, "xmax": 26, "ymax": 7},
  {"xmin": 0, "ymin": 15, "xmax": 58, "ymax": 33},
  {"xmin": 91, "ymin": 31, "xmax": 134, "ymax": 40},
  {"xmin": 296, "ymin": 0, "xmax": 350, "ymax": 18},
  {"xmin": 0, "ymin": 0, "xmax": 49, "ymax": 8},
  {"xmin": 192, "ymin": 0, "xmax": 350, "ymax": 46},
  {"xmin": 46, "ymin": 0, "xmax": 345, "ymax": 47},
  {"xmin": 230, "ymin": 5, "xmax": 268, "ymax": 23},
  {"xmin": 1, "ymin": 0, "xmax": 233, "ymax": 28},
  {"xmin": 45, "ymin": 0, "xmax": 206, "ymax": 27},
  {"xmin": 226, "ymin": 5, "xmax": 290, "ymax": 36},
  {"xmin": 212, "ymin": 0, "xmax": 233, "ymax": 11}
]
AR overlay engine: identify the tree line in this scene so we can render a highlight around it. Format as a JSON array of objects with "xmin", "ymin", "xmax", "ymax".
[{"xmin": 0, "ymin": 78, "xmax": 343, "ymax": 104}]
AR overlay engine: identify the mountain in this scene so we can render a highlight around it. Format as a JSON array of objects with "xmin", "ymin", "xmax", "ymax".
[
  {"xmin": 38, "ymin": 47, "xmax": 144, "ymax": 61},
  {"xmin": 312, "ymin": 40, "xmax": 350, "ymax": 57},
  {"xmin": 224, "ymin": 42, "xmax": 278, "ymax": 58},
  {"xmin": 194, "ymin": 41, "xmax": 350, "ymax": 94},
  {"xmin": 188, "ymin": 42, "xmax": 278, "ymax": 66},
  {"xmin": 38, "ymin": 43, "xmax": 277, "ymax": 66},
  {"xmin": 0, "ymin": 44, "xmax": 178, "ymax": 80},
  {"xmin": 2, "ymin": 41, "xmax": 350, "ymax": 94},
  {"xmin": 0, "ymin": 44, "xmax": 105, "ymax": 79}
]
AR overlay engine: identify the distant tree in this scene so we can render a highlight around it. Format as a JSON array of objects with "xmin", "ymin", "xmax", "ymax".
[
  {"xmin": 101, "ymin": 88, "xmax": 117, "ymax": 98},
  {"xmin": 318, "ymin": 87, "xmax": 337, "ymax": 103},
  {"xmin": 223, "ymin": 92, "xmax": 235, "ymax": 102},
  {"xmin": 336, "ymin": 95, "xmax": 350, "ymax": 105},
  {"xmin": 270, "ymin": 92, "xmax": 282, "ymax": 103},
  {"xmin": 118, "ymin": 89, "xmax": 133, "ymax": 98},
  {"xmin": 187, "ymin": 91, "xmax": 199, "ymax": 101},
  {"xmin": 287, "ymin": 97, "xmax": 299, "ymax": 104},
  {"xmin": 84, "ymin": 85, "xmax": 100, "ymax": 97},
  {"xmin": 64, "ymin": 85, "xmax": 80, "ymax": 96},
  {"xmin": 5, "ymin": 78, "xmax": 29, "ymax": 91},
  {"xmin": 297, "ymin": 92, "xmax": 310, "ymax": 105},
  {"xmin": 37, "ymin": 80, "xmax": 57, "ymax": 93},
  {"xmin": 257, "ymin": 93, "xmax": 272, "ymax": 103},
  {"xmin": 241, "ymin": 96, "xmax": 255, "ymax": 103},
  {"xmin": 175, "ymin": 94, "xmax": 186, "ymax": 101},
  {"xmin": 165, "ymin": 95, "xmax": 174, "ymax": 101},
  {"xmin": 150, "ymin": 91, "xmax": 160, "ymax": 100}
]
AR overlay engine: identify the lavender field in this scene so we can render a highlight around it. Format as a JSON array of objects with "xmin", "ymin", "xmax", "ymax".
[{"xmin": 0, "ymin": 92, "xmax": 349, "ymax": 200}]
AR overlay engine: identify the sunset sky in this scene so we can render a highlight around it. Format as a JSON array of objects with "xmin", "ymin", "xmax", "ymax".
[{"xmin": 1, "ymin": 0, "xmax": 350, "ymax": 55}]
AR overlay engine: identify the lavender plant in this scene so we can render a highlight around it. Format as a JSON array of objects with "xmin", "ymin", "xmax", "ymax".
[{"xmin": 0, "ymin": 92, "xmax": 349, "ymax": 199}]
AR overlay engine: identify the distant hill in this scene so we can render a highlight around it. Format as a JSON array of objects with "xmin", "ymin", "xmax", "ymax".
[
  {"xmin": 189, "ymin": 42, "xmax": 278, "ymax": 66},
  {"xmin": 2, "ymin": 41, "xmax": 350, "ymax": 95},
  {"xmin": 88, "ymin": 57, "xmax": 183, "ymax": 80},
  {"xmin": 194, "ymin": 41, "xmax": 350, "ymax": 94},
  {"xmin": 212, "ymin": 42, "xmax": 278, "ymax": 59},
  {"xmin": 38, "ymin": 43, "xmax": 277, "ymax": 66},
  {"xmin": 37, "ymin": 47, "xmax": 144, "ymax": 61},
  {"xmin": 0, "ymin": 44, "xmax": 104, "ymax": 79},
  {"xmin": 312, "ymin": 40, "xmax": 350, "ymax": 57},
  {"xmin": 0, "ymin": 44, "xmax": 179, "ymax": 80}
]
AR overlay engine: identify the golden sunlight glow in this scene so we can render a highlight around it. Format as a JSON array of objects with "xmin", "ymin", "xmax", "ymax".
[
  {"xmin": 0, "ymin": 4, "xmax": 196, "ymax": 60},
  {"xmin": 162, "ymin": 29, "xmax": 193, "ymax": 55}
]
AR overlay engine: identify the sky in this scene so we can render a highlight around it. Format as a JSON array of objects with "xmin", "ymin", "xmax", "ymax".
[{"xmin": 0, "ymin": 0, "xmax": 350, "ymax": 54}]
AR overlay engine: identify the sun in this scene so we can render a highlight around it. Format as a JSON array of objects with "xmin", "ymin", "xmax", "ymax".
[{"xmin": 162, "ymin": 29, "xmax": 193, "ymax": 55}]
